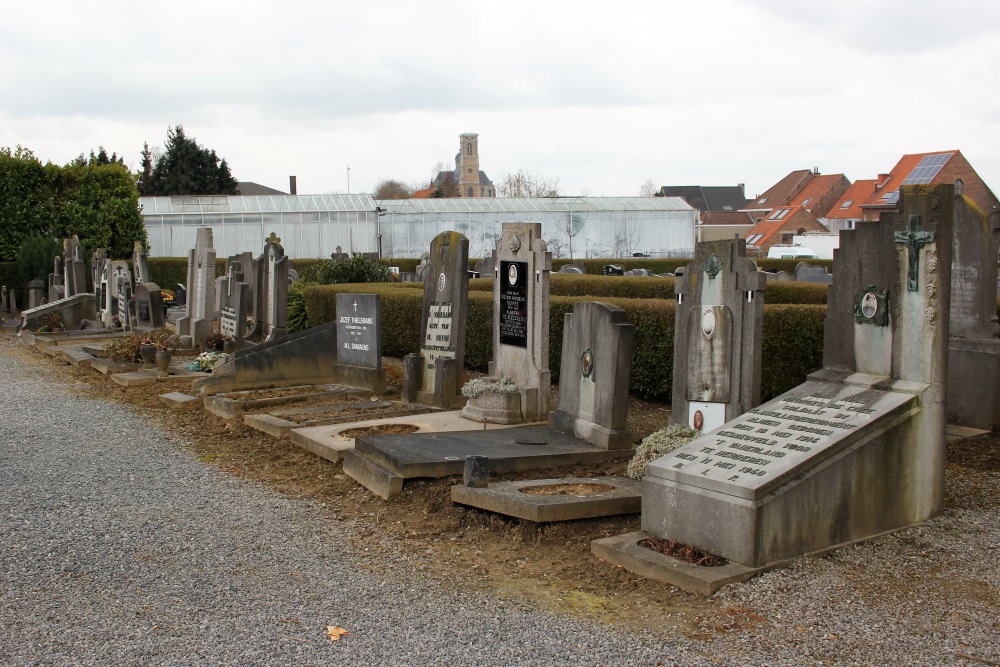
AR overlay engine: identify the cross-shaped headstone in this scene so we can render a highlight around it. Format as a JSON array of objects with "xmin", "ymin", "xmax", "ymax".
[{"xmin": 894, "ymin": 214, "xmax": 935, "ymax": 292}]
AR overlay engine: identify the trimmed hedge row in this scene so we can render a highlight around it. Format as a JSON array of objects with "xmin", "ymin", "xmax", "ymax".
[
  {"xmin": 548, "ymin": 257, "xmax": 834, "ymax": 275},
  {"xmin": 304, "ymin": 282, "xmax": 826, "ymax": 402}
]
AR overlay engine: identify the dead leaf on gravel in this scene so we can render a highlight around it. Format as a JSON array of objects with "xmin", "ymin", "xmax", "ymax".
[{"xmin": 326, "ymin": 626, "xmax": 350, "ymax": 642}]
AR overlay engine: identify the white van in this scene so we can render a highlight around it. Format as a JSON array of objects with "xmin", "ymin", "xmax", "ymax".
[{"xmin": 767, "ymin": 245, "xmax": 818, "ymax": 260}]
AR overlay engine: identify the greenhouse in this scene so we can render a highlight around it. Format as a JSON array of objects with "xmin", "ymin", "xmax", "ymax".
[{"xmin": 139, "ymin": 194, "xmax": 697, "ymax": 260}]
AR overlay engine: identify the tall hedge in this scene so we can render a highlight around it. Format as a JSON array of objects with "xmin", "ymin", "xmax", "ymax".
[{"xmin": 303, "ymin": 283, "xmax": 825, "ymax": 402}]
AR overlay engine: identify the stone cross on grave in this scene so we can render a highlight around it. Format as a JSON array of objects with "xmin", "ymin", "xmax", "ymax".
[{"xmin": 895, "ymin": 214, "xmax": 935, "ymax": 292}]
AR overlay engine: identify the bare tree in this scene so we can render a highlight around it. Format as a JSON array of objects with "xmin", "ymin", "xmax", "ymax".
[
  {"xmin": 615, "ymin": 211, "xmax": 644, "ymax": 257},
  {"xmin": 549, "ymin": 212, "xmax": 584, "ymax": 259},
  {"xmin": 638, "ymin": 178, "xmax": 658, "ymax": 197},
  {"xmin": 496, "ymin": 169, "xmax": 559, "ymax": 198},
  {"xmin": 372, "ymin": 179, "xmax": 414, "ymax": 199}
]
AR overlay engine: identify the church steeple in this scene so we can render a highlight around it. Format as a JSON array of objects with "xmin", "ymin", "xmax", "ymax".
[{"xmin": 458, "ymin": 132, "xmax": 480, "ymax": 197}]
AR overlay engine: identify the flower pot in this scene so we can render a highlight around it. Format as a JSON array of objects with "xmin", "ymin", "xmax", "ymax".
[
  {"xmin": 155, "ymin": 350, "xmax": 172, "ymax": 376},
  {"xmin": 139, "ymin": 343, "xmax": 156, "ymax": 368}
]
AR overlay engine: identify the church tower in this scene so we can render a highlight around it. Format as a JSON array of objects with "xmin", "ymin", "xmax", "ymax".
[{"xmin": 457, "ymin": 133, "xmax": 481, "ymax": 197}]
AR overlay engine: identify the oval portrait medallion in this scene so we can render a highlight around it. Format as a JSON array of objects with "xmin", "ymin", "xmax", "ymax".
[
  {"xmin": 507, "ymin": 263, "xmax": 518, "ymax": 285},
  {"xmin": 581, "ymin": 348, "xmax": 594, "ymax": 378},
  {"xmin": 437, "ymin": 272, "xmax": 447, "ymax": 292},
  {"xmin": 861, "ymin": 291, "xmax": 878, "ymax": 319},
  {"xmin": 701, "ymin": 309, "xmax": 717, "ymax": 337}
]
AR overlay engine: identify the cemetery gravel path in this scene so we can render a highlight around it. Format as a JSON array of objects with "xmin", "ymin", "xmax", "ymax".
[{"xmin": 3, "ymin": 339, "xmax": 1000, "ymax": 666}]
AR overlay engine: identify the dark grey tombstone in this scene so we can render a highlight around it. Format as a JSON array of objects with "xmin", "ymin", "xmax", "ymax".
[
  {"xmin": 548, "ymin": 301, "xmax": 634, "ymax": 449},
  {"xmin": 28, "ymin": 280, "xmax": 45, "ymax": 310},
  {"xmin": 793, "ymin": 262, "xmax": 832, "ymax": 284},
  {"xmin": 255, "ymin": 232, "xmax": 288, "ymax": 342},
  {"xmin": 640, "ymin": 184, "xmax": 953, "ymax": 571},
  {"xmin": 1, "ymin": 285, "xmax": 7, "ymax": 312},
  {"xmin": 670, "ymin": 238, "xmax": 766, "ymax": 434},
  {"xmin": 8, "ymin": 288, "xmax": 16, "ymax": 314},
  {"xmin": 332, "ymin": 293, "xmax": 385, "ymax": 391},
  {"xmin": 218, "ymin": 269, "xmax": 250, "ymax": 350},
  {"xmin": 133, "ymin": 282, "xmax": 165, "ymax": 332},
  {"xmin": 108, "ymin": 262, "xmax": 131, "ymax": 323},
  {"xmin": 174, "ymin": 284, "xmax": 187, "ymax": 308},
  {"xmin": 947, "ymin": 198, "xmax": 1000, "ymax": 429},
  {"xmin": 402, "ymin": 232, "xmax": 469, "ymax": 409}
]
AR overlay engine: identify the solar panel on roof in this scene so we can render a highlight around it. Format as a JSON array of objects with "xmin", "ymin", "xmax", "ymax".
[{"xmin": 901, "ymin": 153, "xmax": 953, "ymax": 185}]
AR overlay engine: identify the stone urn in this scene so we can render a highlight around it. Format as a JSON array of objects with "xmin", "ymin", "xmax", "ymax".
[
  {"xmin": 139, "ymin": 343, "xmax": 156, "ymax": 368},
  {"xmin": 460, "ymin": 378, "xmax": 523, "ymax": 424},
  {"xmin": 155, "ymin": 349, "xmax": 172, "ymax": 377}
]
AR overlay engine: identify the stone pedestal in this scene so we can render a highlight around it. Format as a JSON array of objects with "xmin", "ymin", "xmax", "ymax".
[
  {"xmin": 462, "ymin": 385, "xmax": 523, "ymax": 424},
  {"xmin": 486, "ymin": 223, "xmax": 551, "ymax": 423}
]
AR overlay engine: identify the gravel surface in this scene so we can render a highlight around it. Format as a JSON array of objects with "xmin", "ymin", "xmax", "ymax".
[
  {"xmin": 0, "ymin": 346, "xmax": 699, "ymax": 665},
  {"xmin": 3, "ymin": 339, "xmax": 1000, "ymax": 667}
]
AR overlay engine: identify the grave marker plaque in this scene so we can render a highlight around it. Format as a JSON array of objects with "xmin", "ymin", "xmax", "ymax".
[
  {"xmin": 337, "ymin": 293, "xmax": 381, "ymax": 369},
  {"xmin": 499, "ymin": 261, "xmax": 528, "ymax": 347}
]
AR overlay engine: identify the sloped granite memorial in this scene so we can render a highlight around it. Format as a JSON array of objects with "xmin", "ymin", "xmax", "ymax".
[
  {"xmin": 671, "ymin": 238, "xmax": 766, "ymax": 434},
  {"xmin": 176, "ymin": 228, "xmax": 217, "ymax": 347},
  {"xmin": 548, "ymin": 301, "xmax": 634, "ymax": 449},
  {"xmin": 105, "ymin": 262, "xmax": 131, "ymax": 326},
  {"xmin": 331, "ymin": 293, "xmax": 385, "ymax": 391},
  {"xmin": 596, "ymin": 184, "xmax": 953, "ymax": 593},
  {"xmin": 462, "ymin": 222, "xmax": 551, "ymax": 423},
  {"xmin": 194, "ymin": 321, "xmax": 342, "ymax": 395},
  {"xmin": 947, "ymin": 197, "xmax": 1000, "ymax": 430},
  {"xmin": 402, "ymin": 231, "xmax": 469, "ymax": 409}
]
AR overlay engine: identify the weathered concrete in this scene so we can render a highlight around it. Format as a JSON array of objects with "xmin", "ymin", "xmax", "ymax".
[
  {"xmin": 452, "ymin": 476, "xmax": 641, "ymax": 522},
  {"xmin": 159, "ymin": 392, "xmax": 201, "ymax": 411},
  {"xmin": 342, "ymin": 449, "xmax": 404, "ymax": 500},
  {"xmin": 202, "ymin": 384, "xmax": 367, "ymax": 420}
]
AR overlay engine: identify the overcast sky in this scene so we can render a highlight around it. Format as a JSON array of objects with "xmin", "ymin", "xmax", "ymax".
[{"xmin": 2, "ymin": 0, "xmax": 998, "ymax": 200}]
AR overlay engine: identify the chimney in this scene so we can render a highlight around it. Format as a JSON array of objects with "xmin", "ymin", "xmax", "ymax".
[
  {"xmin": 813, "ymin": 166, "xmax": 819, "ymax": 174},
  {"xmin": 876, "ymin": 173, "xmax": 890, "ymax": 189},
  {"xmin": 289, "ymin": 175, "xmax": 297, "ymax": 195}
]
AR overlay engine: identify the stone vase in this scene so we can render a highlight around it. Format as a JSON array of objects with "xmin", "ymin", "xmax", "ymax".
[
  {"xmin": 155, "ymin": 349, "xmax": 172, "ymax": 376},
  {"xmin": 461, "ymin": 389, "xmax": 523, "ymax": 424},
  {"xmin": 139, "ymin": 343, "xmax": 156, "ymax": 368}
]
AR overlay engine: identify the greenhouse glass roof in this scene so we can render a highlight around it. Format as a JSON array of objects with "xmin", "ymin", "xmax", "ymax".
[
  {"xmin": 374, "ymin": 196, "xmax": 695, "ymax": 214},
  {"xmin": 139, "ymin": 194, "xmax": 376, "ymax": 214}
]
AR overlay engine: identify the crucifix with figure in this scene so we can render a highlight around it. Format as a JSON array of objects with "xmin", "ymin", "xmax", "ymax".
[{"xmin": 894, "ymin": 214, "xmax": 935, "ymax": 292}]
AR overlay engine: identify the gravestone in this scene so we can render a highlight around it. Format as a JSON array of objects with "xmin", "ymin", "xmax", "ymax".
[
  {"xmin": 174, "ymin": 284, "xmax": 187, "ymax": 308},
  {"xmin": 548, "ymin": 301, "xmax": 634, "ymax": 449},
  {"xmin": 217, "ymin": 263, "xmax": 250, "ymax": 350},
  {"xmin": 414, "ymin": 252, "xmax": 431, "ymax": 281},
  {"xmin": 133, "ymin": 282, "xmax": 165, "ymax": 332},
  {"xmin": 793, "ymin": 262, "xmax": 833, "ymax": 284},
  {"xmin": 132, "ymin": 241, "xmax": 151, "ymax": 285},
  {"xmin": 637, "ymin": 184, "xmax": 952, "ymax": 575},
  {"xmin": 557, "ymin": 266, "xmax": 584, "ymax": 275},
  {"xmin": 228, "ymin": 252, "xmax": 257, "ymax": 321},
  {"xmin": 28, "ymin": 280, "xmax": 45, "ymax": 310},
  {"xmin": 117, "ymin": 278, "xmax": 133, "ymax": 332},
  {"xmin": 947, "ymin": 197, "xmax": 1000, "ymax": 429},
  {"xmin": 254, "ymin": 232, "xmax": 288, "ymax": 342},
  {"xmin": 1, "ymin": 285, "xmax": 7, "ymax": 312},
  {"xmin": 48, "ymin": 256, "xmax": 64, "ymax": 303},
  {"xmin": 176, "ymin": 228, "xmax": 217, "ymax": 347},
  {"xmin": 331, "ymin": 293, "xmax": 385, "ymax": 390},
  {"xmin": 8, "ymin": 288, "xmax": 16, "ymax": 313},
  {"xmin": 462, "ymin": 222, "xmax": 551, "ymax": 423},
  {"xmin": 106, "ymin": 261, "xmax": 132, "ymax": 325},
  {"xmin": 474, "ymin": 256, "xmax": 495, "ymax": 279},
  {"xmin": 91, "ymin": 249, "xmax": 107, "ymax": 297},
  {"xmin": 96, "ymin": 258, "xmax": 110, "ymax": 324},
  {"xmin": 671, "ymin": 238, "xmax": 766, "ymax": 434},
  {"xmin": 63, "ymin": 236, "xmax": 87, "ymax": 298},
  {"xmin": 401, "ymin": 231, "xmax": 469, "ymax": 409}
]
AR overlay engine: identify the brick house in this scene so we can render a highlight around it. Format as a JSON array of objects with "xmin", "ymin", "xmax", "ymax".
[
  {"xmin": 744, "ymin": 205, "xmax": 830, "ymax": 256},
  {"xmin": 858, "ymin": 150, "xmax": 997, "ymax": 221},
  {"xmin": 657, "ymin": 184, "xmax": 752, "ymax": 242},
  {"xmin": 741, "ymin": 168, "xmax": 850, "ymax": 226},
  {"xmin": 824, "ymin": 179, "xmax": 877, "ymax": 233}
]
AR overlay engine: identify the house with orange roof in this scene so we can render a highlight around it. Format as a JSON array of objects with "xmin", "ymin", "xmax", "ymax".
[
  {"xmin": 744, "ymin": 205, "xmax": 830, "ymax": 256},
  {"xmin": 824, "ymin": 179, "xmax": 877, "ymax": 232},
  {"xmin": 858, "ymin": 150, "xmax": 997, "ymax": 222},
  {"xmin": 741, "ymin": 168, "xmax": 850, "ymax": 227}
]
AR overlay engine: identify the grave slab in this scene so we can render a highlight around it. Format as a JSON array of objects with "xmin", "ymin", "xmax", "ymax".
[
  {"xmin": 342, "ymin": 450, "xmax": 404, "ymax": 500},
  {"xmin": 159, "ymin": 392, "xmax": 201, "ymax": 411},
  {"xmin": 203, "ymin": 384, "xmax": 368, "ymax": 420},
  {"xmin": 244, "ymin": 400, "xmax": 432, "ymax": 438},
  {"xmin": 451, "ymin": 476, "xmax": 641, "ymax": 522},
  {"xmin": 60, "ymin": 347, "xmax": 95, "ymax": 368},
  {"xmin": 591, "ymin": 532, "xmax": 759, "ymax": 596},
  {"xmin": 289, "ymin": 410, "xmax": 521, "ymax": 465},
  {"xmin": 111, "ymin": 371, "xmax": 157, "ymax": 387},
  {"xmin": 355, "ymin": 425, "xmax": 632, "ymax": 480}
]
